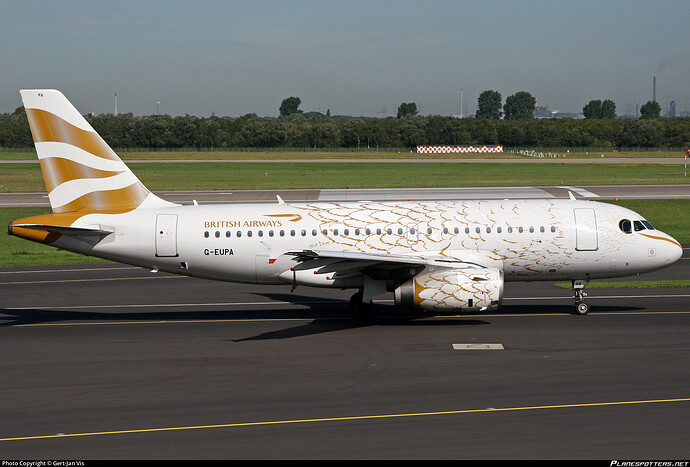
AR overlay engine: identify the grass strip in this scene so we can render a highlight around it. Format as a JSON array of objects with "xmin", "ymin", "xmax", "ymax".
[
  {"xmin": 1, "ymin": 162, "xmax": 689, "ymax": 193},
  {"xmin": 555, "ymin": 281, "xmax": 690, "ymax": 289}
]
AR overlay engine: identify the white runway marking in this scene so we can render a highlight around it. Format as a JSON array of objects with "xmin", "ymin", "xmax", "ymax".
[
  {"xmin": 0, "ymin": 266, "xmax": 137, "ymax": 275},
  {"xmin": 453, "ymin": 343, "xmax": 504, "ymax": 350}
]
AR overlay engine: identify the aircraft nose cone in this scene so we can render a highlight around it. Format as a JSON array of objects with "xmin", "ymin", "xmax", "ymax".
[{"xmin": 667, "ymin": 238, "xmax": 683, "ymax": 264}]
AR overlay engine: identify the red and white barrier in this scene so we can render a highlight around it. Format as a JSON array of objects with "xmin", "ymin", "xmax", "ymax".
[{"xmin": 416, "ymin": 145, "xmax": 503, "ymax": 154}]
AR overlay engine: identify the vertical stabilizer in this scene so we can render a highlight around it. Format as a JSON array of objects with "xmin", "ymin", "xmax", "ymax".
[{"xmin": 20, "ymin": 89, "xmax": 174, "ymax": 213}]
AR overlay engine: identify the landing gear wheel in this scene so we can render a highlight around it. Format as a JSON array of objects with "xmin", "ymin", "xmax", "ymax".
[
  {"xmin": 349, "ymin": 291, "xmax": 374, "ymax": 324},
  {"xmin": 574, "ymin": 301, "xmax": 590, "ymax": 315},
  {"xmin": 349, "ymin": 291, "xmax": 363, "ymax": 309},
  {"xmin": 571, "ymin": 278, "xmax": 591, "ymax": 315}
]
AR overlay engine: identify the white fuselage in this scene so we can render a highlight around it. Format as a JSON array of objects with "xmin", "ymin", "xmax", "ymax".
[{"xmin": 58, "ymin": 198, "xmax": 681, "ymax": 286}]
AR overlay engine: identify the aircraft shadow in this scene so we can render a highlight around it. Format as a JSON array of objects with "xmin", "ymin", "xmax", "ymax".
[
  {"xmin": 0, "ymin": 291, "xmax": 489, "ymax": 334},
  {"xmin": 0, "ymin": 293, "xmax": 646, "ymax": 341}
]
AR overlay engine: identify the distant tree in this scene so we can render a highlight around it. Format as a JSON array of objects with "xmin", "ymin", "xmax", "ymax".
[
  {"xmin": 584, "ymin": 99, "xmax": 617, "ymax": 119},
  {"xmin": 279, "ymin": 97, "xmax": 302, "ymax": 116},
  {"xmin": 616, "ymin": 119, "xmax": 664, "ymax": 146},
  {"xmin": 640, "ymin": 100, "xmax": 661, "ymax": 119},
  {"xmin": 476, "ymin": 90, "xmax": 502, "ymax": 120},
  {"xmin": 503, "ymin": 91, "xmax": 536, "ymax": 119},
  {"xmin": 601, "ymin": 99, "xmax": 617, "ymax": 119},
  {"xmin": 583, "ymin": 100, "xmax": 602, "ymax": 119},
  {"xmin": 397, "ymin": 102, "xmax": 418, "ymax": 119}
]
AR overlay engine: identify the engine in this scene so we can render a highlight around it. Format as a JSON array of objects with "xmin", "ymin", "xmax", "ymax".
[{"xmin": 394, "ymin": 266, "xmax": 504, "ymax": 313}]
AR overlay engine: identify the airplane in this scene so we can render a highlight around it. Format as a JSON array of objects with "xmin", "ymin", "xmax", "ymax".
[{"xmin": 8, "ymin": 90, "xmax": 684, "ymax": 317}]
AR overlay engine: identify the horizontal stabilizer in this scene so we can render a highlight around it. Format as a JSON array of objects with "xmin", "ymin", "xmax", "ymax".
[{"xmin": 10, "ymin": 223, "xmax": 114, "ymax": 236}]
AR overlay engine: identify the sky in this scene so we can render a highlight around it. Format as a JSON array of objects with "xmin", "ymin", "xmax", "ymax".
[{"xmin": 1, "ymin": 0, "xmax": 689, "ymax": 118}]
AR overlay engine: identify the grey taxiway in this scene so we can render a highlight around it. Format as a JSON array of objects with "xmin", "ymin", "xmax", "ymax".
[
  {"xmin": 2, "ymin": 183, "xmax": 690, "ymax": 208},
  {"xmin": 1, "ymin": 246, "xmax": 689, "ymax": 458},
  {"xmin": 1, "ymin": 183, "xmax": 689, "ymax": 459}
]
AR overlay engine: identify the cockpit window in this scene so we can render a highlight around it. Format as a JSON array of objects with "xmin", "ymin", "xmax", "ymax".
[{"xmin": 620, "ymin": 218, "xmax": 655, "ymax": 234}]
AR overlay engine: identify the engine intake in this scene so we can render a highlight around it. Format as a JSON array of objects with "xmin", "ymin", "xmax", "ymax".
[{"xmin": 394, "ymin": 266, "xmax": 504, "ymax": 313}]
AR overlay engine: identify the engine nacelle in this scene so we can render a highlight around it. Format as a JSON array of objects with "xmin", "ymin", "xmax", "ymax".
[{"xmin": 394, "ymin": 266, "xmax": 504, "ymax": 313}]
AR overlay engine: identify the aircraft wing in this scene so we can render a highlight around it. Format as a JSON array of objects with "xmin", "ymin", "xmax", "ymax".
[
  {"xmin": 284, "ymin": 249, "xmax": 489, "ymax": 279},
  {"xmin": 282, "ymin": 249, "xmax": 498, "ymax": 302},
  {"xmin": 287, "ymin": 249, "xmax": 465, "ymax": 266}
]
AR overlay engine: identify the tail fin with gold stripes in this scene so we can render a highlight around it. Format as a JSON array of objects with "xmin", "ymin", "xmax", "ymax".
[{"xmin": 20, "ymin": 89, "xmax": 174, "ymax": 214}]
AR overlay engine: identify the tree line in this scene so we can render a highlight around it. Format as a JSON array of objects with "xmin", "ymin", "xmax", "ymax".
[{"xmin": 1, "ymin": 100, "xmax": 688, "ymax": 150}]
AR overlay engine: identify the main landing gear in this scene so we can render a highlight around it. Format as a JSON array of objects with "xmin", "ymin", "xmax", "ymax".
[
  {"xmin": 349, "ymin": 290, "xmax": 374, "ymax": 324},
  {"xmin": 572, "ymin": 278, "xmax": 591, "ymax": 315}
]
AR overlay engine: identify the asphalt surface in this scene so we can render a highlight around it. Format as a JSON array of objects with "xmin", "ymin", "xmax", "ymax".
[
  {"xmin": 1, "ymin": 247, "xmax": 689, "ymax": 459},
  {"xmin": 2, "ymin": 183, "xmax": 690, "ymax": 207}
]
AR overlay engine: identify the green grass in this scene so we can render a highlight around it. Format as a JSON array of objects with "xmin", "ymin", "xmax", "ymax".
[
  {"xmin": 555, "ymin": 281, "xmax": 690, "ymax": 289},
  {"xmin": 1, "ymin": 161, "xmax": 689, "ymax": 193},
  {"xmin": 0, "ymin": 151, "xmax": 36, "ymax": 160}
]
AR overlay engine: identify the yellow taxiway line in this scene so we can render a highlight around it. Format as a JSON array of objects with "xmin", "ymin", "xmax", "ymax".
[{"xmin": 2, "ymin": 397, "xmax": 689, "ymax": 442}]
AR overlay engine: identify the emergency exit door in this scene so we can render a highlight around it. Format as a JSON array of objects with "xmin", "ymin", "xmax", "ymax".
[
  {"xmin": 573, "ymin": 208, "xmax": 598, "ymax": 251},
  {"xmin": 155, "ymin": 214, "xmax": 178, "ymax": 257}
]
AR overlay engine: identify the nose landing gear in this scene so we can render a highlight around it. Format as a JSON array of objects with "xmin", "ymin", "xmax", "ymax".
[{"xmin": 572, "ymin": 278, "xmax": 591, "ymax": 315}]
